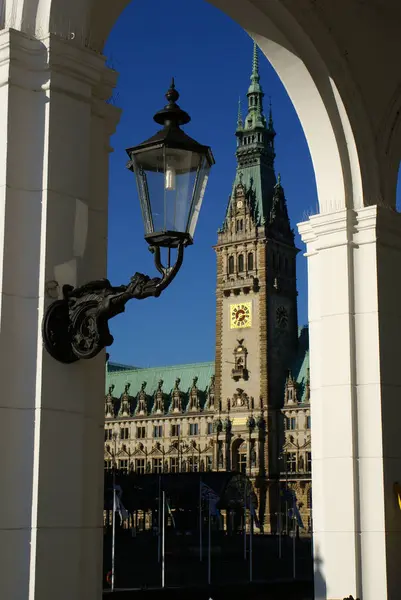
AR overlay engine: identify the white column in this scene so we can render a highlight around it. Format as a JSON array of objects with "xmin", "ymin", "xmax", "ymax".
[
  {"xmin": 0, "ymin": 29, "xmax": 120, "ymax": 600},
  {"xmin": 299, "ymin": 206, "xmax": 401, "ymax": 600}
]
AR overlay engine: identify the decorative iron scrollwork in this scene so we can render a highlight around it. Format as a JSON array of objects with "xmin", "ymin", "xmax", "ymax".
[
  {"xmin": 43, "ymin": 243, "xmax": 185, "ymax": 363},
  {"xmin": 43, "ymin": 272, "xmax": 161, "ymax": 363}
]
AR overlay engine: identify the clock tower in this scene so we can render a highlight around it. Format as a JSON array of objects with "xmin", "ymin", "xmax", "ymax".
[{"xmin": 214, "ymin": 42, "xmax": 299, "ymax": 530}]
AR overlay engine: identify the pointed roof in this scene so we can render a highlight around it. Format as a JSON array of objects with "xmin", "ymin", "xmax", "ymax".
[
  {"xmin": 268, "ymin": 174, "xmax": 294, "ymax": 242},
  {"xmin": 288, "ymin": 327, "xmax": 310, "ymax": 404},
  {"xmin": 236, "ymin": 97, "xmax": 243, "ymax": 130},
  {"xmin": 224, "ymin": 40, "xmax": 277, "ymax": 228},
  {"xmin": 248, "ymin": 40, "xmax": 262, "ymax": 95}
]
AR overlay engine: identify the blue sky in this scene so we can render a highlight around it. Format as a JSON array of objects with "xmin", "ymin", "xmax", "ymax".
[{"xmin": 105, "ymin": 0, "xmax": 399, "ymax": 368}]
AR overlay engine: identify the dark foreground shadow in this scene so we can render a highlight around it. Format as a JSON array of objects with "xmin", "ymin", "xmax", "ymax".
[{"xmin": 104, "ymin": 580, "xmax": 314, "ymax": 600}]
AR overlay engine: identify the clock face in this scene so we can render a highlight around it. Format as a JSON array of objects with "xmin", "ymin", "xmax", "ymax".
[
  {"xmin": 276, "ymin": 305, "xmax": 289, "ymax": 329},
  {"xmin": 237, "ymin": 200, "xmax": 243, "ymax": 209},
  {"xmin": 230, "ymin": 303, "xmax": 252, "ymax": 329}
]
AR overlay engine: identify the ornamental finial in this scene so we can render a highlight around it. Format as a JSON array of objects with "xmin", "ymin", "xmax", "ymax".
[
  {"xmin": 165, "ymin": 77, "xmax": 179, "ymax": 105},
  {"xmin": 237, "ymin": 96, "xmax": 243, "ymax": 129},
  {"xmin": 251, "ymin": 40, "xmax": 260, "ymax": 82}
]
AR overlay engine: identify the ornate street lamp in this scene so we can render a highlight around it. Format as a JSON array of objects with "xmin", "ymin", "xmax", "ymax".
[{"xmin": 42, "ymin": 80, "xmax": 215, "ymax": 364}]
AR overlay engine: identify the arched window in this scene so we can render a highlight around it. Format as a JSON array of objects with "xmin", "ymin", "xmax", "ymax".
[
  {"xmin": 238, "ymin": 254, "xmax": 244, "ymax": 272},
  {"xmin": 228, "ymin": 256, "xmax": 234, "ymax": 274},
  {"xmin": 247, "ymin": 252, "xmax": 254, "ymax": 271},
  {"xmin": 240, "ymin": 219, "xmax": 243, "ymax": 231},
  {"xmin": 232, "ymin": 438, "xmax": 247, "ymax": 473}
]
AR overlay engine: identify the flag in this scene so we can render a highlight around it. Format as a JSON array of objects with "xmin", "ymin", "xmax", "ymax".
[
  {"xmin": 166, "ymin": 498, "xmax": 176, "ymax": 528},
  {"xmin": 200, "ymin": 482, "xmax": 220, "ymax": 517},
  {"xmin": 285, "ymin": 488, "xmax": 304, "ymax": 529},
  {"xmin": 114, "ymin": 484, "xmax": 129, "ymax": 523},
  {"xmin": 249, "ymin": 500, "xmax": 260, "ymax": 529},
  {"xmin": 243, "ymin": 488, "xmax": 260, "ymax": 529}
]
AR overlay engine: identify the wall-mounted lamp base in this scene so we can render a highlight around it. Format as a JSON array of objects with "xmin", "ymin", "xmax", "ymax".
[
  {"xmin": 42, "ymin": 299, "xmax": 79, "ymax": 364},
  {"xmin": 42, "ymin": 242, "xmax": 186, "ymax": 363}
]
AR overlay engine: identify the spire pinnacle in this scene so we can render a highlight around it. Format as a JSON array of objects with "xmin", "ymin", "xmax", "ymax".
[
  {"xmin": 251, "ymin": 40, "xmax": 260, "ymax": 83},
  {"xmin": 237, "ymin": 96, "xmax": 243, "ymax": 129}
]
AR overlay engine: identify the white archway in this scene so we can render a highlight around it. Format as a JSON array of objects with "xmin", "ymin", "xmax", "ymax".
[
  {"xmin": 4, "ymin": 0, "xmax": 379, "ymax": 213},
  {"xmin": 1, "ymin": 2, "xmax": 401, "ymax": 600}
]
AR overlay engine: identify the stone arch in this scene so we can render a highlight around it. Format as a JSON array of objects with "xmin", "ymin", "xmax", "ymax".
[
  {"xmin": 4, "ymin": 0, "xmax": 392, "ymax": 211},
  {"xmin": 232, "ymin": 437, "xmax": 247, "ymax": 473}
]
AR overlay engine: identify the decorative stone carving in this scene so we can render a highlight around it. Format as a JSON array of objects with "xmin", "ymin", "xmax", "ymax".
[
  {"xmin": 231, "ymin": 338, "xmax": 249, "ymax": 381},
  {"xmin": 152, "ymin": 379, "xmax": 164, "ymax": 414},
  {"xmin": 118, "ymin": 382, "xmax": 131, "ymax": 417},
  {"xmin": 284, "ymin": 370, "xmax": 298, "ymax": 405},
  {"xmin": 205, "ymin": 375, "xmax": 215, "ymax": 409},
  {"xmin": 135, "ymin": 381, "xmax": 148, "ymax": 416},
  {"xmin": 188, "ymin": 376, "xmax": 200, "ymax": 411},
  {"xmin": 105, "ymin": 384, "xmax": 115, "ymax": 418},
  {"xmin": 232, "ymin": 387, "xmax": 249, "ymax": 408},
  {"xmin": 169, "ymin": 378, "xmax": 183, "ymax": 413}
]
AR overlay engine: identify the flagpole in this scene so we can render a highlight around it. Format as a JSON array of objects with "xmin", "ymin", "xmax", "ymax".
[
  {"xmin": 111, "ymin": 476, "xmax": 116, "ymax": 592},
  {"xmin": 208, "ymin": 495, "xmax": 211, "ymax": 585},
  {"xmin": 243, "ymin": 479, "xmax": 247, "ymax": 560},
  {"xmin": 292, "ymin": 500, "xmax": 296, "ymax": 579},
  {"xmin": 162, "ymin": 490, "xmax": 166, "ymax": 588},
  {"xmin": 278, "ymin": 511, "xmax": 282, "ymax": 559},
  {"xmin": 199, "ymin": 476, "xmax": 203, "ymax": 562},
  {"xmin": 249, "ymin": 502, "xmax": 253, "ymax": 582},
  {"xmin": 158, "ymin": 475, "xmax": 161, "ymax": 563}
]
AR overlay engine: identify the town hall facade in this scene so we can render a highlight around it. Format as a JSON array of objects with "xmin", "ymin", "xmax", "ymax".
[{"xmin": 104, "ymin": 43, "xmax": 311, "ymax": 532}]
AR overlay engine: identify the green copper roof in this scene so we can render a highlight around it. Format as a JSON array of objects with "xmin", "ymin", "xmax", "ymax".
[
  {"xmin": 292, "ymin": 327, "xmax": 309, "ymax": 403},
  {"xmin": 106, "ymin": 361, "xmax": 215, "ymax": 413}
]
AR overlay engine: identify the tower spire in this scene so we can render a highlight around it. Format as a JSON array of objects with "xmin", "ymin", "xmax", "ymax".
[
  {"xmin": 237, "ymin": 96, "xmax": 243, "ymax": 130},
  {"xmin": 251, "ymin": 40, "xmax": 260, "ymax": 83}
]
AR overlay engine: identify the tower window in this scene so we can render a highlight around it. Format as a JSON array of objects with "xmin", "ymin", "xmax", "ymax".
[
  {"xmin": 285, "ymin": 417, "xmax": 296, "ymax": 430},
  {"xmin": 189, "ymin": 423, "xmax": 199, "ymax": 436},
  {"xmin": 136, "ymin": 459, "xmax": 145, "ymax": 474},
  {"xmin": 238, "ymin": 254, "xmax": 244, "ymax": 272},
  {"xmin": 153, "ymin": 425, "xmax": 163, "ymax": 438},
  {"xmin": 228, "ymin": 256, "xmax": 234, "ymax": 274},
  {"xmin": 286, "ymin": 452, "xmax": 297, "ymax": 473},
  {"xmin": 152, "ymin": 458, "xmax": 163, "ymax": 473},
  {"xmin": 238, "ymin": 453, "xmax": 247, "ymax": 474},
  {"xmin": 247, "ymin": 252, "xmax": 254, "ymax": 271},
  {"xmin": 119, "ymin": 459, "xmax": 128, "ymax": 472},
  {"xmin": 120, "ymin": 427, "xmax": 129, "ymax": 440}
]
